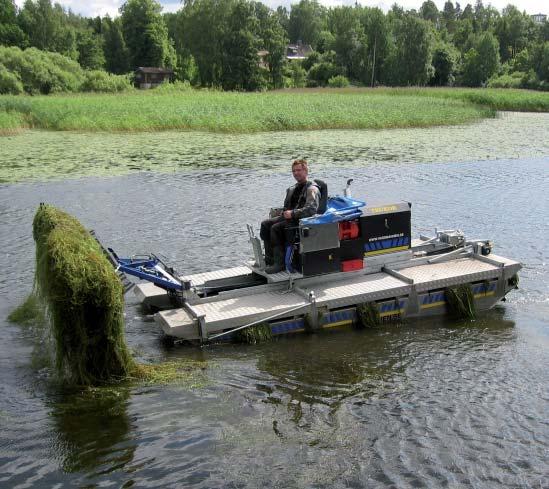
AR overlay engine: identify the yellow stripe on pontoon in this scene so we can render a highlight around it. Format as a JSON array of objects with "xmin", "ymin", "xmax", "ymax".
[{"xmin": 364, "ymin": 245, "xmax": 410, "ymax": 257}]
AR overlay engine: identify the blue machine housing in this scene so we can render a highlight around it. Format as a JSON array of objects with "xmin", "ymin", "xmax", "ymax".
[{"xmin": 300, "ymin": 196, "xmax": 366, "ymax": 225}]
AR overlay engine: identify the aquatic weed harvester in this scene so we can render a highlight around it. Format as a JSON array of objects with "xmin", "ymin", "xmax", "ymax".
[{"xmin": 105, "ymin": 180, "xmax": 521, "ymax": 344}]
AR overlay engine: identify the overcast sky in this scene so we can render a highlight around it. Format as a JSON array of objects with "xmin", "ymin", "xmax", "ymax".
[{"xmin": 13, "ymin": 0, "xmax": 548, "ymax": 20}]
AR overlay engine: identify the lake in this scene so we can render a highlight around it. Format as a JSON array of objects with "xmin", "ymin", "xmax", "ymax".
[{"xmin": 0, "ymin": 112, "xmax": 548, "ymax": 488}]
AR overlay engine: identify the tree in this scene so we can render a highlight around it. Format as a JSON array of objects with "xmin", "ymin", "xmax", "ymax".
[
  {"xmin": 328, "ymin": 6, "xmax": 363, "ymax": 80},
  {"xmin": 461, "ymin": 31, "xmax": 499, "ymax": 85},
  {"xmin": 420, "ymin": 1, "xmax": 439, "ymax": 25},
  {"xmin": 77, "ymin": 29, "xmax": 105, "ymax": 70},
  {"xmin": 288, "ymin": 0, "xmax": 327, "ymax": 47},
  {"xmin": 453, "ymin": 18, "xmax": 474, "ymax": 53},
  {"xmin": 180, "ymin": 0, "xmax": 233, "ymax": 87},
  {"xmin": 360, "ymin": 7, "xmax": 390, "ymax": 86},
  {"xmin": 442, "ymin": 1, "xmax": 457, "ymax": 33},
  {"xmin": 17, "ymin": 0, "xmax": 78, "ymax": 58},
  {"xmin": 0, "ymin": 0, "xmax": 27, "ymax": 46},
  {"xmin": 460, "ymin": 3, "xmax": 473, "ymax": 22},
  {"xmin": 260, "ymin": 10, "xmax": 288, "ymax": 88},
  {"xmin": 120, "ymin": 0, "xmax": 174, "ymax": 68},
  {"xmin": 221, "ymin": 0, "xmax": 262, "ymax": 90},
  {"xmin": 495, "ymin": 5, "xmax": 533, "ymax": 61},
  {"xmin": 430, "ymin": 41, "xmax": 459, "ymax": 85},
  {"xmin": 102, "ymin": 17, "xmax": 129, "ymax": 74},
  {"xmin": 386, "ymin": 15, "xmax": 434, "ymax": 85}
]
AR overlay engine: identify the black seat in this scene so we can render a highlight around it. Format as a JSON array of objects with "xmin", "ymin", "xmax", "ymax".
[{"xmin": 313, "ymin": 179, "xmax": 328, "ymax": 214}]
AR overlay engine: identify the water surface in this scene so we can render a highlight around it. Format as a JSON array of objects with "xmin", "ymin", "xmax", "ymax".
[
  {"xmin": 0, "ymin": 113, "xmax": 548, "ymax": 488},
  {"xmin": 2, "ymin": 112, "xmax": 549, "ymax": 183}
]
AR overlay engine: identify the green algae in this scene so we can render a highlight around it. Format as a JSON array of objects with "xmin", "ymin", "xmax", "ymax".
[{"xmin": 131, "ymin": 359, "xmax": 210, "ymax": 386}]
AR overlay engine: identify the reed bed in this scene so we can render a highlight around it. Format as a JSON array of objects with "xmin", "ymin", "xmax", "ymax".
[
  {"xmin": 0, "ymin": 88, "xmax": 509, "ymax": 134},
  {"xmin": 0, "ymin": 109, "xmax": 26, "ymax": 135}
]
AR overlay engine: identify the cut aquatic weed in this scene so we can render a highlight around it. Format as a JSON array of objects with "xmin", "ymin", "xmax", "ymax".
[
  {"xmin": 7, "ymin": 292, "xmax": 45, "ymax": 326},
  {"xmin": 132, "ymin": 359, "xmax": 209, "ymax": 386},
  {"xmin": 32, "ymin": 203, "xmax": 136, "ymax": 385},
  {"xmin": 356, "ymin": 302, "xmax": 381, "ymax": 328},
  {"xmin": 445, "ymin": 284, "xmax": 476, "ymax": 320},
  {"xmin": 14, "ymin": 204, "xmax": 209, "ymax": 387},
  {"xmin": 233, "ymin": 322, "xmax": 273, "ymax": 344}
]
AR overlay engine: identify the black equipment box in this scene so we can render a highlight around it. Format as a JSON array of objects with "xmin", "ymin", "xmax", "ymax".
[
  {"xmin": 301, "ymin": 248, "xmax": 340, "ymax": 276},
  {"xmin": 339, "ymin": 238, "xmax": 364, "ymax": 261},
  {"xmin": 360, "ymin": 202, "xmax": 411, "ymax": 256}
]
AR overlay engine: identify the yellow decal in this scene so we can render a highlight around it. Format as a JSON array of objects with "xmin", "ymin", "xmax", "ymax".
[{"xmin": 369, "ymin": 205, "xmax": 398, "ymax": 213}]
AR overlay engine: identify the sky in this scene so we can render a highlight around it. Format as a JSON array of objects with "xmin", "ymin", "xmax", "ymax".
[{"xmin": 12, "ymin": 0, "xmax": 548, "ymax": 20}]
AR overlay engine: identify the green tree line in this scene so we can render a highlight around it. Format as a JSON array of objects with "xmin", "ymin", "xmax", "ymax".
[{"xmin": 1, "ymin": 0, "xmax": 548, "ymax": 94}]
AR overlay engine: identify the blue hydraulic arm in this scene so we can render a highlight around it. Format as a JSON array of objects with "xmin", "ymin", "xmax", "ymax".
[{"xmin": 108, "ymin": 249, "xmax": 185, "ymax": 291}]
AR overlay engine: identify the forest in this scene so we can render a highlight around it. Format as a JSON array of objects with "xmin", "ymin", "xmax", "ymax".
[{"xmin": 1, "ymin": 0, "xmax": 548, "ymax": 94}]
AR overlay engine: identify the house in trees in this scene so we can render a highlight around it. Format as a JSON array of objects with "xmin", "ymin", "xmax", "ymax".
[
  {"xmin": 286, "ymin": 42, "xmax": 313, "ymax": 61},
  {"xmin": 257, "ymin": 50, "xmax": 269, "ymax": 69},
  {"xmin": 531, "ymin": 14, "xmax": 547, "ymax": 25},
  {"xmin": 134, "ymin": 67, "xmax": 174, "ymax": 89}
]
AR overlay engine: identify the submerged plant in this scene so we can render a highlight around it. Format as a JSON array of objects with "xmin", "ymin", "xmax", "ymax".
[
  {"xmin": 445, "ymin": 284, "xmax": 476, "ymax": 319},
  {"xmin": 356, "ymin": 302, "xmax": 380, "ymax": 328},
  {"xmin": 233, "ymin": 322, "xmax": 273, "ymax": 344}
]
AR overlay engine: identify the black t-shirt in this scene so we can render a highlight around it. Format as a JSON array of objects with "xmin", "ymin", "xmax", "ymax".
[{"xmin": 289, "ymin": 183, "xmax": 305, "ymax": 209}]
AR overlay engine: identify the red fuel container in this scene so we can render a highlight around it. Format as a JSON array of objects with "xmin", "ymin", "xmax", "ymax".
[
  {"xmin": 341, "ymin": 258, "xmax": 363, "ymax": 272},
  {"xmin": 339, "ymin": 220, "xmax": 360, "ymax": 240}
]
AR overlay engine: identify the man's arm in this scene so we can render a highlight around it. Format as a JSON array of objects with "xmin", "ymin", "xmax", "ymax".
[{"xmin": 292, "ymin": 185, "xmax": 320, "ymax": 220}]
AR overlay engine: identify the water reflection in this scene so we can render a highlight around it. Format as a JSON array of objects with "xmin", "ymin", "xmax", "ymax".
[
  {"xmin": 48, "ymin": 387, "xmax": 135, "ymax": 476},
  {"xmin": 253, "ymin": 311, "xmax": 516, "ymax": 426}
]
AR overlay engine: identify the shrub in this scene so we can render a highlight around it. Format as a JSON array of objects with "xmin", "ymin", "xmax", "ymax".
[
  {"xmin": 487, "ymin": 72, "xmax": 524, "ymax": 89},
  {"xmin": 0, "ymin": 63, "xmax": 24, "ymax": 94},
  {"xmin": 151, "ymin": 80, "xmax": 193, "ymax": 93},
  {"xmin": 307, "ymin": 61, "xmax": 341, "ymax": 87},
  {"xmin": 81, "ymin": 70, "xmax": 132, "ymax": 92},
  {"xmin": 328, "ymin": 75, "xmax": 350, "ymax": 88},
  {"xmin": 0, "ymin": 46, "xmax": 83, "ymax": 94},
  {"xmin": 285, "ymin": 62, "xmax": 307, "ymax": 88}
]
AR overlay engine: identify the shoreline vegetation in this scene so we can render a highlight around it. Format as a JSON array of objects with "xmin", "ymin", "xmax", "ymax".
[{"xmin": 1, "ymin": 87, "xmax": 549, "ymax": 135}]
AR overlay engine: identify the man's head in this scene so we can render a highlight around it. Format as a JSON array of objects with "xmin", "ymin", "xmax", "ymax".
[{"xmin": 292, "ymin": 159, "xmax": 308, "ymax": 184}]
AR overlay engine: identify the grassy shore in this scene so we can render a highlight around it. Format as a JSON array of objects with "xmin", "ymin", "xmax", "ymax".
[{"xmin": 0, "ymin": 87, "xmax": 547, "ymax": 135}]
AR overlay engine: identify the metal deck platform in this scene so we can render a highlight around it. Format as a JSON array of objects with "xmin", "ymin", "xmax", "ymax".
[{"xmin": 151, "ymin": 253, "xmax": 521, "ymax": 341}]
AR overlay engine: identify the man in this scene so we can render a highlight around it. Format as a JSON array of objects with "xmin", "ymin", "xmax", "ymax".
[{"xmin": 260, "ymin": 159, "xmax": 320, "ymax": 274}]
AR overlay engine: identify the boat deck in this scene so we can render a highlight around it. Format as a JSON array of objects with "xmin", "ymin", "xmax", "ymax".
[{"xmin": 150, "ymin": 254, "xmax": 520, "ymax": 340}]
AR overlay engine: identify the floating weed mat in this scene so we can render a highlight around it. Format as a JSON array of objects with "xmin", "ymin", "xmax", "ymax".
[
  {"xmin": 132, "ymin": 359, "xmax": 209, "ymax": 386},
  {"xmin": 8, "ymin": 292, "xmax": 45, "ymax": 326},
  {"xmin": 233, "ymin": 322, "xmax": 273, "ymax": 344},
  {"xmin": 446, "ymin": 284, "xmax": 476, "ymax": 319},
  {"xmin": 31, "ymin": 203, "xmax": 136, "ymax": 386},
  {"xmin": 356, "ymin": 302, "xmax": 381, "ymax": 328},
  {"xmin": 508, "ymin": 273, "xmax": 519, "ymax": 289}
]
